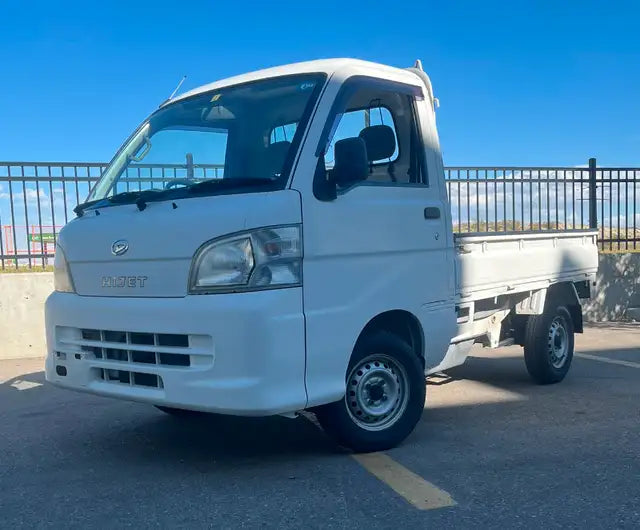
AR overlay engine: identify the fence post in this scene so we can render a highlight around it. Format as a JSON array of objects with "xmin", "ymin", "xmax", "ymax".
[{"xmin": 588, "ymin": 157, "xmax": 597, "ymax": 229}]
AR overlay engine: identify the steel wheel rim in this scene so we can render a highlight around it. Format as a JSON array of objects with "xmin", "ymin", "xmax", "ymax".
[
  {"xmin": 345, "ymin": 354, "xmax": 409, "ymax": 431},
  {"xmin": 548, "ymin": 316, "xmax": 569, "ymax": 368}
]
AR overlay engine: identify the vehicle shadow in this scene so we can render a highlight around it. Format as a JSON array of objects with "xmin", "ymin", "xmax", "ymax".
[{"xmin": 0, "ymin": 367, "xmax": 343, "ymax": 466}]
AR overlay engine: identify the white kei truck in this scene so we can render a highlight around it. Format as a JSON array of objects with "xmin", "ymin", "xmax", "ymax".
[{"xmin": 46, "ymin": 59, "xmax": 599, "ymax": 452}]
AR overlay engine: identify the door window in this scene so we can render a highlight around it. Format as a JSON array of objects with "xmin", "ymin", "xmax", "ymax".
[{"xmin": 319, "ymin": 80, "xmax": 428, "ymax": 186}]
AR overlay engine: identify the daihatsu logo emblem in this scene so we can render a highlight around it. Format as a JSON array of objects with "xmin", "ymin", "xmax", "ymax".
[{"xmin": 111, "ymin": 240, "xmax": 129, "ymax": 256}]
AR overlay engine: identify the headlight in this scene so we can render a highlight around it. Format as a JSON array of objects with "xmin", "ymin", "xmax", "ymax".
[
  {"xmin": 189, "ymin": 225, "xmax": 302, "ymax": 294},
  {"xmin": 54, "ymin": 245, "xmax": 75, "ymax": 293}
]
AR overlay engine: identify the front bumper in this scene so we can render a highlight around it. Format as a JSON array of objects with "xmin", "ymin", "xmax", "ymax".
[{"xmin": 44, "ymin": 289, "xmax": 306, "ymax": 415}]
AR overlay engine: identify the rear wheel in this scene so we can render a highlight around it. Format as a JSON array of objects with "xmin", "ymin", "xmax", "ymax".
[
  {"xmin": 524, "ymin": 304, "xmax": 574, "ymax": 384},
  {"xmin": 315, "ymin": 331, "xmax": 425, "ymax": 453}
]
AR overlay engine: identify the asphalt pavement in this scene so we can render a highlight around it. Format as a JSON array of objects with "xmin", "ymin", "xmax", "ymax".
[{"xmin": 1, "ymin": 323, "xmax": 639, "ymax": 529}]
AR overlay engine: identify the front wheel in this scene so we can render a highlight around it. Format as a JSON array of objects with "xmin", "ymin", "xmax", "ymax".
[
  {"xmin": 315, "ymin": 331, "xmax": 426, "ymax": 453},
  {"xmin": 524, "ymin": 304, "xmax": 575, "ymax": 384}
]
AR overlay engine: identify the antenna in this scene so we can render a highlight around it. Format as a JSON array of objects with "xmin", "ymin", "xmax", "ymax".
[
  {"xmin": 414, "ymin": 59, "xmax": 424, "ymax": 71},
  {"xmin": 168, "ymin": 75, "xmax": 187, "ymax": 100}
]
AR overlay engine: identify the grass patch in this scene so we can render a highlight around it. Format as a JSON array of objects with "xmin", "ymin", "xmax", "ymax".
[{"xmin": 0, "ymin": 265, "xmax": 54, "ymax": 273}]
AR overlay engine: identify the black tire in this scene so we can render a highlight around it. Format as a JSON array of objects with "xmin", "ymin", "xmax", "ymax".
[
  {"xmin": 524, "ymin": 304, "xmax": 574, "ymax": 384},
  {"xmin": 155, "ymin": 406, "xmax": 208, "ymax": 418},
  {"xmin": 315, "ymin": 330, "xmax": 426, "ymax": 453}
]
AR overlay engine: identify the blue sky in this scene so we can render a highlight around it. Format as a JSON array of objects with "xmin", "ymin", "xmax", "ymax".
[{"xmin": 1, "ymin": 0, "xmax": 639, "ymax": 167}]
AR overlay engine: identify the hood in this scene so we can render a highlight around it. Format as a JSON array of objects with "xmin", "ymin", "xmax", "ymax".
[{"xmin": 58, "ymin": 191, "xmax": 302, "ymax": 297}]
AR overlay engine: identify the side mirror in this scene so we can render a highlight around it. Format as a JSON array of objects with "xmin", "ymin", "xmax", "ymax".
[{"xmin": 332, "ymin": 137, "xmax": 369, "ymax": 188}]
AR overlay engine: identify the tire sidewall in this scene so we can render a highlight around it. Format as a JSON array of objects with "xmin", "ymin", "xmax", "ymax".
[{"xmin": 526, "ymin": 304, "xmax": 574, "ymax": 383}]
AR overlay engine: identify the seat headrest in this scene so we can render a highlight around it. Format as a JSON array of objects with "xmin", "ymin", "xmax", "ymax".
[
  {"xmin": 265, "ymin": 141, "xmax": 291, "ymax": 176},
  {"xmin": 358, "ymin": 125, "xmax": 396, "ymax": 162}
]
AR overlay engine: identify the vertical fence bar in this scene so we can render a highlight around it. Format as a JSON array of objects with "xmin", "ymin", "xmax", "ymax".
[
  {"xmin": 571, "ymin": 170, "xmax": 576, "ymax": 229},
  {"xmin": 554, "ymin": 169, "xmax": 559, "ymax": 229},
  {"xmin": 7, "ymin": 168, "xmax": 19, "ymax": 269},
  {"xmin": 520, "ymin": 170, "xmax": 524, "ymax": 230},
  {"xmin": 0, "ymin": 174, "xmax": 5, "ymax": 268},
  {"xmin": 466, "ymin": 169, "xmax": 471, "ymax": 233},
  {"xmin": 74, "ymin": 166, "xmax": 80, "ymax": 207},
  {"xmin": 634, "ymin": 169, "xmax": 637, "ymax": 250},
  {"xmin": 0, "ymin": 166, "xmax": 5, "ymax": 269},
  {"xmin": 617, "ymin": 170, "xmax": 622, "ymax": 251},
  {"xmin": 563, "ymin": 169, "xmax": 567, "ymax": 230},
  {"xmin": 624, "ymin": 170, "xmax": 629, "ymax": 251},
  {"xmin": 598, "ymin": 167, "xmax": 603, "ymax": 249},
  {"xmin": 581, "ymin": 169, "xmax": 585, "ymax": 229},
  {"xmin": 61, "ymin": 167, "xmax": 69, "ymax": 225},
  {"xmin": 529, "ymin": 170, "xmax": 533, "ymax": 230},
  {"xmin": 546, "ymin": 170, "xmax": 551, "ymax": 230},
  {"xmin": 484, "ymin": 170, "xmax": 489, "ymax": 232},
  {"xmin": 48, "ymin": 166, "xmax": 57, "ymax": 252},
  {"xmin": 493, "ymin": 170, "xmax": 498, "ymax": 232},
  {"xmin": 588, "ymin": 157, "xmax": 598, "ymax": 230},
  {"xmin": 510, "ymin": 169, "xmax": 515, "ymax": 231},
  {"xmin": 502, "ymin": 170, "xmax": 506, "ymax": 232},
  {"xmin": 475, "ymin": 169, "xmax": 479, "ymax": 232},
  {"xmin": 21, "ymin": 165, "xmax": 32, "ymax": 268},
  {"xmin": 538, "ymin": 169, "xmax": 542, "ymax": 230},
  {"xmin": 608, "ymin": 168, "xmax": 613, "ymax": 251},
  {"xmin": 34, "ymin": 168, "xmax": 45, "ymax": 268},
  {"xmin": 456, "ymin": 170, "xmax": 461, "ymax": 232}
]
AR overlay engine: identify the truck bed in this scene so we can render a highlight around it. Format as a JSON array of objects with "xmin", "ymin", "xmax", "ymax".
[{"xmin": 454, "ymin": 230, "xmax": 599, "ymax": 302}]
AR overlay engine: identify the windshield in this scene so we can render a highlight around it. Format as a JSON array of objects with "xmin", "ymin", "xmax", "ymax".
[{"xmin": 88, "ymin": 73, "xmax": 326, "ymax": 203}]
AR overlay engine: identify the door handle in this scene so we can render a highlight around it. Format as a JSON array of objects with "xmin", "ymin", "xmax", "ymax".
[{"xmin": 424, "ymin": 207, "xmax": 441, "ymax": 220}]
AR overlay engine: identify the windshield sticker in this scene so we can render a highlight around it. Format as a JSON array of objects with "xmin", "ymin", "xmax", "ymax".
[
  {"xmin": 210, "ymin": 94, "xmax": 222, "ymax": 102},
  {"xmin": 299, "ymin": 82, "xmax": 315, "ymax": 91}
]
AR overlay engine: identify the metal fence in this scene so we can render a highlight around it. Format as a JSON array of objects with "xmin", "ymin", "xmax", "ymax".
[
  {"xmin": 0, "ymin": 158, "xmax": 638, "ymax": 269},
  {"xmin": 445, "ymin": 159, "xmax": 639, "ymax": 251}
]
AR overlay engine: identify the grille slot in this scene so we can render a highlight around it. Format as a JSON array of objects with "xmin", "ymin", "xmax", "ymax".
[
  {"xmin": 98, "ymin": 369, "xmax": 163, "ymax": 389},
  {"xmin": 131, "ymin": 350, "xmax": 156, "ymax": 364}
]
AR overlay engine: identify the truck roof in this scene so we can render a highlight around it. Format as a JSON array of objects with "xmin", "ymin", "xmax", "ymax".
[{"xmin": 166, "ymin": 58, "xmax": 433, "ymax": 107}]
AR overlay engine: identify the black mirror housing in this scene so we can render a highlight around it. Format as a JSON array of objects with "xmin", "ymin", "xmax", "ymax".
[
  {"xmin": 313, "ymin": 155, "xmax": 337, "ymax": 201},
  {"xmin": 332, "ymin": 137, "xmax": 368, "ymax": 188}
]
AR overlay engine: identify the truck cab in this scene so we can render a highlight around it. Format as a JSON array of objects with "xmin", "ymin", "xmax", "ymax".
[{"xmin": 46, "ymin": 59, "xmax": 598, "ymax": 452}]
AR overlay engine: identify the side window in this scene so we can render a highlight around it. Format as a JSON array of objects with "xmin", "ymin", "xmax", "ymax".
[{"xmin": 320, "ymin": 82, "xmax": 427, "ymax": 187}]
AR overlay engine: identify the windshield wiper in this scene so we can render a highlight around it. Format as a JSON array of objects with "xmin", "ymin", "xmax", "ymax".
[
  {"xmin": 74, "ymin": 178, "xmax": 278, "ymax": 217},
  {"xmin": 74, "ymin": 189, "xmax": 165, "ymax": 216}
]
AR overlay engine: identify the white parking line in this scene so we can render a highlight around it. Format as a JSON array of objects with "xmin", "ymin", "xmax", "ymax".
[
  {"xmin": 10, "ymin": 380, "xmax": 43, "ymax": 391},
  {"xmin": 576, "ymin": 353, "xmax": 640, "ymax": 369},
  {"xmin": 352, "ymin": 452, "xmax": 456, "ymax": 511}
]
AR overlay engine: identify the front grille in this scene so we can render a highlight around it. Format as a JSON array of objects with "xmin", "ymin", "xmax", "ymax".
[
  {"xmin": 55, "ymin": 327, "xmax": 213, "ymax": 390},
  {"xmin": 80, "ymin": 330, "xmax": 191, "ymax": 367}
]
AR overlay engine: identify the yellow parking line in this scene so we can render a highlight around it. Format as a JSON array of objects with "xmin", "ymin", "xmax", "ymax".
[
  {"xmin": 352, "ymin": 452, "xmax": 456, "ymax": 511},
  {"xmin": 576, "ymin": 353, "xmax": 640, "ymax": 369}
]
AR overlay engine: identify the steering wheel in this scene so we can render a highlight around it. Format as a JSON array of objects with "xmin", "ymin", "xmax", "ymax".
[{"xmin": 164, "ymin": 178, "xmax": 194, "ymax": 190}]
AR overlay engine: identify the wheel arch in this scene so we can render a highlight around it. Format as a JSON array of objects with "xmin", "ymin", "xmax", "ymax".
[
  {"xmin": 354, "ymin": 310, "xmax": 425, "ymax": 367},
  {"xmin": 547, "ymin": 282, "xmax": 583, "ymax": 333}
]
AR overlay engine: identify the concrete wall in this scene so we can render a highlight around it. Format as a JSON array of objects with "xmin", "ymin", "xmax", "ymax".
[
  {"xmin": 583, "ymin": 253, "xmax": 640, "ymax": 322},
  {"xmin": 0, "ymin": 273, "xmax": 53, "ymax": 360},
  {"xmin": 0, "ymin": 254, "xmax": 638, "ymax": 360}
]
